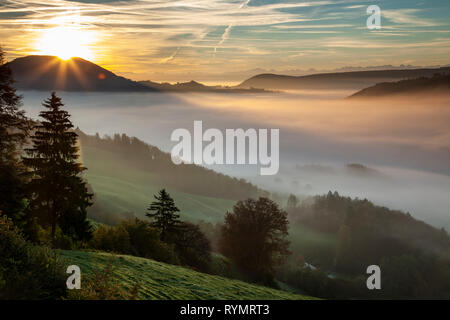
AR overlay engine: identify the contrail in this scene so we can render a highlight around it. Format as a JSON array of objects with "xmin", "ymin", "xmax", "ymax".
[
  {"xmin": 218, "ymin": 24, "xmax": 233, "ymax": 46},
  {"xmin": 213, "ymin": 0, "xmax": 251, "ymax": 56},
  {"xmin": 160, "ymin": 47, "xmax": 180, "ymax": 64}
]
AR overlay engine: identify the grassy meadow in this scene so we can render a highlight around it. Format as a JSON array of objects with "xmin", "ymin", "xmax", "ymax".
[{"xmin": 61, "ymin": 250, "xmax": 313, "ymax": 300}]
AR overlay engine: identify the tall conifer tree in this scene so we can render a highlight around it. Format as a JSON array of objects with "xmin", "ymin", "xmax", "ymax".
[
  {"xmin": 146, "ymin": 189, "xmax": 180, "ymax": 242},
  {"xmin": 0, "ymin": 47, "xmax": 30, "ymax": 224},
  {"xmin": 24, "ymin": 92, "xmax": 92, "ymax": 246}
]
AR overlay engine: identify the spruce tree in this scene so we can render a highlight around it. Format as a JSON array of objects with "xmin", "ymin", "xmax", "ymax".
[
  {"xmin": 146, "ymin": 189, "xmax": 180, "ymax": 242},
  {"xmin": 24, "ymin": 92, "xmax": 92, "ymax": 246},
  {"xmin": 0, "ymin": 47, "xmax": 30, "ymax": 224}
]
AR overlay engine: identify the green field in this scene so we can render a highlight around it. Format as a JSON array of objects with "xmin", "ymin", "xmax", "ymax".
[
  {"xmin": 81, "ymin": 145, "xmax": 234, "ymax": 223},
  {"xmin": 60, "ymin": 250, "xmax": 313, "ymax": 300}
]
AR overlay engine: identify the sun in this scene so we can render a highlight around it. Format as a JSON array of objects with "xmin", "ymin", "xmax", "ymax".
[{"xmin": 35, "ymin": 26, "xmax": 95, "ymax": 61}]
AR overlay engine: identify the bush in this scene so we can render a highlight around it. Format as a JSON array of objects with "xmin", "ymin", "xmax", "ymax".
[
  {"xmin": 174, "ymin": 222, "xmax": 212, "ymax": 272},
  {"xmin": 37, "ymin": 225, "xmax": 75, "ymax": 250},
  {"xmin": 90, "ymin": 219, "xmax": 179, "ymax": 265},
  {"xmin": 122, "ymin": 219, "xmax": 163, "ymax": 256},
  {"xmin": 0, "ymin": 214, "xmax": 67, "ymax": 299},
  {"xmin": 90, "ymin": 224, "xmax": 133, "ymax": 254}
]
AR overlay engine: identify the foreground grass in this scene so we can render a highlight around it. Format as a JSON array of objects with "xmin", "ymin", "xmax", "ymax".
[{"xmin": 60, "ymin": 250, "xmax": 314, "ymax": 300}]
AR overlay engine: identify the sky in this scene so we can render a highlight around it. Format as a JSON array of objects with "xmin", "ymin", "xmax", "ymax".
[{"xmin": 1, "ymin": 0, "xmax": 449, "ymax": 82}]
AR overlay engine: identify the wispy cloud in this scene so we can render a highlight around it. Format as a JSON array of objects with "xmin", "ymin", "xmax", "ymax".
[
  {"xmin": 383, "ymin": 9, "xmax": 439, "ymax": 27},
  {"xmin": 214, "ymin": 0, "xmax": 251, "ymax": 56},
  {"xmin": 160, "ymin": 46, "xmax": 180, "ymax": 64},
  {"xmin": 0, "ymin": 0, "xmax": 449, "ymax": 82}
]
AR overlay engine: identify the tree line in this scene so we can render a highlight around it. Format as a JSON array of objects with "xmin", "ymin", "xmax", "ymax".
[
  {"xmin": 90, "ymin": 188, "xmax": 291, "ymax": 283},
  {"xmin": 76, "ymin": 129, "xmax": 262, "ymax": 201},
  {"xmin": 281, "ymin": 192, "xmax": 450, "ymax": 298}
]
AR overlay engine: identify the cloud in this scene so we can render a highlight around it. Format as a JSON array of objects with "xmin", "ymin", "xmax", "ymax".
[
  {"xmin": 214, "ymin": 0, "xmax": 251, "ymax": 56},
  {"xmin": 160, "ymin": 46, "xmax": 180, "ymax": 64},
  {"xmin": 383, "ymin": 9, "xmax": 438, "ymax": 27},
  {"xmin": 0, "ymin": 0, "xmax": 449, "ymax": 81}
]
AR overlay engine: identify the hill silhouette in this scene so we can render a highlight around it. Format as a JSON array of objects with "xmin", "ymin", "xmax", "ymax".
[
  {"xmin": 237, "ymin": 67, "xmax": 450, "ymax": 91},
  {"xmin": 139, "ymin": 80, "xmax": 210, "ymax": 91},
  {"xmin": 349, "ymin": 73, "xmax": 450, "ymax": 98},
  {"xmin": 6, "ymin": 55, "xmax": 155, "ymax": 92},
  {"xmin": 6, "ymin": 55, "xmax": 268, "ymax": 93},
  {"xmin": 139, "ymin": 79, "xmax": 268, "ymax": 93}
]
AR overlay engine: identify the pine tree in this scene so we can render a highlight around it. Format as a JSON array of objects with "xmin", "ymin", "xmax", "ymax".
[
  {"xmin": 146, "ymin": 189, "xmax": 180, "ymax": 242},
  {"xmin": 24, "ymin": 92, "xmax": 92, "ymax": 246},
  {"xmin": 0, "ymin": 47, "xmax": 30, "ymax": 224}
]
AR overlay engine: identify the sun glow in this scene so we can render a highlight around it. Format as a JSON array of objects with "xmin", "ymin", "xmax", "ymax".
[{"xmin": 35, "ymin": 26, "xmax": 96, "ymax": 61}]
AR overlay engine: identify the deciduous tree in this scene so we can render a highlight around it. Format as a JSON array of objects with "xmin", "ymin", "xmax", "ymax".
[{"xmin": 219, "ymin": 197, "xmax": 290, "ymax": 283}]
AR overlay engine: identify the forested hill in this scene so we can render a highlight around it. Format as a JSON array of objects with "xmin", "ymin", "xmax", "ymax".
[
  {"xmin": 237, "ymin": 67, "xmax": 450, "ymax": 91},
  {"xmin": 349, "ymin": 73, "xmax": 450, "ymax": 98},
  {"xmin": 288, "ymin": 192, "xmax": 450, "ymax": 274},
  {"xmin": 76, "ymin": 129, "xmax": 262, "ymax": 201}
]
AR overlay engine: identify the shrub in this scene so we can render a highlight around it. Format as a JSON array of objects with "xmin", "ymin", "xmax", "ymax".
[
  {"xmin": 37, "ymin": 225, "xmax": 75, "ymax": 250},
  {"xmin": 174, "ymin": 222, "xmax": 212, "ymax": 272},
  {"xmin": 122, "ymin": 219, "xmax": 163, "ymax": 256},
  {"xmin": 90, "ymin": 224, "xmax": 133, "ymax": 254},
  {"xmin": 0, "ymin": 214, "xmax": 67, "ymax": 299},
  {"xmin": 89, "ymin": 219, "xmax": 179, "ymax": 265}
]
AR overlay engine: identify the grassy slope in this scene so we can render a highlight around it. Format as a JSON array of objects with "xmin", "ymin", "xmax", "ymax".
[
  {"xmin": 60, "ymin": 250, "xmax": 313, "ymax": 300},
  {"xmin": 81, "ymin": 145, "xmax": 234, "ymax": 223}
]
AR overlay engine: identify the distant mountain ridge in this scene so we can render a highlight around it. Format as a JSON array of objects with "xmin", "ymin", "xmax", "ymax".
[
  {"xmin": 238, "ymin": 67, "xmax": 450, "ymax": 91},
  {"xmin": 138, "ymin": 79, "xmax": 268, "ymax": 93},
  {"xmin": 6, "ymin": 55, "xmax": 154, "ymax": 92},
  {"xmin": 6, "ymin": 55, "xmax": 267, "ymax": 93},
  {"xmin": 349, "ymin": 73, "xmax": 450, "ymax": 98},
  {"xmin": 9, "ymin": 55, "xmax": 450, "ymax": 94},
  {"xmin": 139, "ymin": 80, "xmax": 210, "ymax": 91}
]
